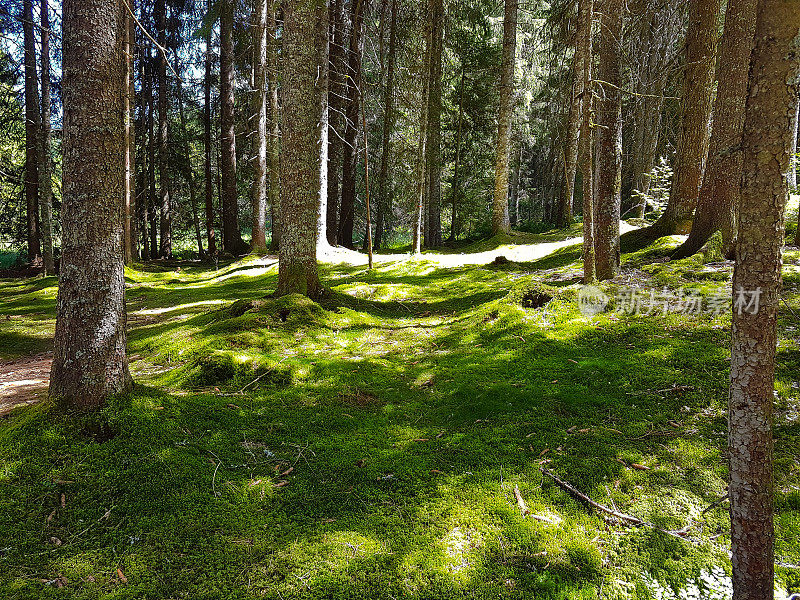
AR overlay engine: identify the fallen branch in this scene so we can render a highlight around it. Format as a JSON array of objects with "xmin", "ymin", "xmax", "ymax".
[{"xmin": 514, "ymin": 484, "xmax": 530, "ymax": 516}]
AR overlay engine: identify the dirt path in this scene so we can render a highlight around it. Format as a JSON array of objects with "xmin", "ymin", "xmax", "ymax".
[{"xmin": 0, "ymin": 353, "xmax": 52, "ymax": 416}]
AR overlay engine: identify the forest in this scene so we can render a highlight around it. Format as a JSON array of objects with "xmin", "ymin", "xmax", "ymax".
[{"xmin": 0, "ymin": 0, "xmax": 799, "ymax": 598}]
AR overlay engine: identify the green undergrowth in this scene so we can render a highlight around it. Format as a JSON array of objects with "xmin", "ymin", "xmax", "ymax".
[{"xmin": 1, "ymin": 230, "xmax": 799, "ymax": 599}]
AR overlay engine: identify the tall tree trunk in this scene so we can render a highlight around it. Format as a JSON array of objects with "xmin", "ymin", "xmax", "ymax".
[
  {"xmin": 559, "ymin": 62, "xmax": 581, "ymax": 226},
  {"xmin": 650, "ymin": 0, "xmax": 723, "ymax": 236},
  {"xmin": 39, "ymin": 0, "xmax": 55, "ymax": 274},
  {"xmin": 424, "ymin": 0, "xmax": 443, "ymax": 248},
  {"xmin": 136, "ymin": 43, "xmax": 149, "ymax": 261},
  {"xmin": 578, "ymin": 0, "xmax": 595, "ymax": 283},
  {"xmin": 203, "ymin": 15, "xmax": 217, "ymax": 256},
  {"xmin": 412, "ymin": 18, "xmax": 431, "ymax": 255},
  {"xmin": 277, "ymin": 0, "xmax": 325, "ymax": 296},
  {"xmin": 729, "ymin": 1, "xmax": 800, "ymax": 597},
  {"xmin": 339, "ymin": 0, "xmax": 368, "ymax": 249},
  {"xmin": 594, "ymin": 0, "xmax": 623, "ymax": 280},
  {"xmin": 220, "ymin": 0, "xmax": 244, "ymax": 254},
  {"xmin": 267, "ymin": 0, "xmax": 281, "ymax": 252},
  {"xmin": 491, "ymin": 0, "xmax": 517, "ymax": 236},
  {"xmin": 123, "ymin": 0, "xmax": 134, "ymax": 265},
  {"xmin": 325, "ymin": 0, "xmax": 346, "ymax": 245},
  {"xmin": 22, "ymin": 0, "xmax": 41, "ymax": 263},
  {"xmin": 175, "ymin": 56, "xmax": 204, "ymax": 258},
  {"xmin": 374, "ymin": 0, "xmax": 398, "ymax": 251},
  {"xmin": 51, "ymin": 0, "xmax": 132, "ymax": 408},
  {"xmin": 316, "ymin": 0, "xmax": 331, "ymax": 250},
  {"xmin": 147, "ymin": 49, "xmax": 159, "ymax": 259},
  {"xmin": 673, "ymin": 0, "xmax": 758, "ymax": 259},
  {"xmin": 448, "ymin": 67, "xmax": 465, "ymax": 243},
  {"xmin": 140, "ymin": 45, "xmax": 151, "ymax": 260},
  {"xmin": 251, "ymin": 0, "xmax": 269, "ymax": 253},
  {"xmin": 156, "ymin": 0, "xmax": 172, "ymax": 258},
  {"xmin": 509, "ymin": 144, "xmax": 521, "ymax": 227}
]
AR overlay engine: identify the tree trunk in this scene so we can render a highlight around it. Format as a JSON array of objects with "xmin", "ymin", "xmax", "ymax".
[
  {"xmin": 175, "ymin": 56, "xmax": 204, "ymax": 258},
  {"xmin": 424, "ymin": 0, "xmax": 443, "ymax": 248},
  {"xmin": 315, "ymin": 0, "xmax": 331, "ymax": 250},
  {"xmin": 251, "ymin": 0, "xmax": 269, "ymax": 253},
  {"xmin": 220, "ymin": 0, "xmax": 245, "ymax": 254},
  {"xmin": 374, "ymin": 0, "xmax": 398, "ymax": 251},
  {"xmin": 448, "ymin": 67, "xmax": 465, "ymax": 243},
  {"xmin": 339, "ymin": 0, "xmax": 368, "ymax": 249},
  {"xmin": 673, "ymin": 0, "xmax": 758, "ymax": 259},
  {"xmin": 559, "ymin": 71, "xmax": 580, "ymax": 226},
  {"xmin": 140, "ymin": 46, "xmax": 152, "ymax": 260},
  {"xmin": 325, "ymin": 0, "xmax": 346, "ymax": 245},
  {"xmin": 277, "ymin": 0, "xmax": 325, "ymax": 297},
  {"xmin": 267, "ymin": 0, "xmax": 281, "ymax": 252},
  {"xmin": 594, "ymin": 0, "xmax": 623, "ymax": 280},
  {"xmin": 156, "ymin": 0, "xmax": 172, "ymax": 258},
  {"xmin": 491, "ymin": 0, "xmax": 517, "ymax": 236},
  {"xmin": 203, "ymin": 14, "xmax": 217, "ymax": 256},
  {"xmin": 412, "ymin": 17, "xmax": 431, "ymax": 255},
  {"xmin": 650, "ymin": 0, "xmax": 723, "ymax": 236},
  {"xmin": 39, "ymin": 0, "xmax": 55, "ymax": 274},
  {"xmin": 578, "ymin": 0, "xmax": 594, "ymax": 283},
  {"xmin": 729, "ymin": 2, "xmax": 800, "ymax": 597},
  {"xmin": 51, "ymin": 0, "xmax": 132, "ymax": 408},
  {"xmin": 147, "ymin": 48, "xmax": 159, "ymax": 259},
  {"xmin": 136, "ymin": 44, "xmax": 149, "ymax": 260},
  {"xmin": 509, "ymin": 144, "xmax": 521, "ymax": 227},
  {"xmin": 122, "ymin": 0, "xmax": 134, "ymax": 265},
  {"xmin": 22, "ymin": 0, "xmax": 41, "ymax": 263}
]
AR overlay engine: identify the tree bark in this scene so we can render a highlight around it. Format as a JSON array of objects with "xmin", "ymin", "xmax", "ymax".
[
  {"xmin": 672, "ymin": 0, "xmax": 758, "ymax": 259},
  {"xmin": 325, "ymin": 0, "xmax": 346, "ymax": 245},
  {"xmin": 39, "ymin": 0, "xmax": 55, "ymax": 274},
  {"xmin": 315, "ymin": 0, "xmax": 331, "ymax": 250},
  {"xmin": 251, "ymin": 0, "xmax": 269, "ymax": 253},
  {"xmin": 424, "ymin": 0, "xmax": 443, "ymax": 247},
  {"xmin": 122, "ymin": 0, "xmax": 134, "ymax": 265},
  {"xmin": 338, "ymin": 0, "xmax": 368, "ymax": 249},
  {"xmin": 203, "ymin": 13, "xmax": 217, "ymax": 256},
  {"xmin": 578, "ymin": 0, "xmax": 594, "ymax": 283},
  {"xmin": 51, "ymin": 0, "xmax": 132, "ymax": 408},
  {"xmin": 594, "ymin": 0, "xmax": 623, "ymax": 280},
  {"xmin": 22, "ymin": 0, "xmax": 41, "ymax": 263},
  {"xmin": 729, "ymin": 2, "xmax": 800, "ymax": 597},
  {"xmin": 147, "ymin": 47, "xmax": 159, "ymax": 259},
  {"xmin": 491, "ymin": 0, "xmax": 517, "ymax": 236},
  {"xmin": 374, "ymin": 0, "xmax": 398, "ymax": 251},
  {"xmin": 175, "ymin": 55, "xmax": 204, "ymax": 258},
  {"xmin": 220, "ymin": 0, "xmax": 245, "ymax": 254},
  {"xmin": 650, "ymin": 0, "xmax": 723, "ymax": 236},
  {"xmin": 156, "ymin": 0, "xmax": 172, "ymax": 258},
  {"xmin": 277, "ymin": 0, "xmax": 325, "ymax": 297},
  {"xmin": 448, "ymin": 66, "xmax": 465, "ymax": 243},
  {"xmin": 267, "ymin": 0, "xmax": 281, "ymax": 252},
  {"xmin": 412, "ymin": 16, "xmax": 431, "ymax": 255},
  {"xmin": 559, "ymin": 44, "xmax": 581, "ymax": 227}
]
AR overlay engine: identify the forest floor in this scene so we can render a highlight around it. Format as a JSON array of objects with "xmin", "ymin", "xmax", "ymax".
[{"xmin": 0, "ymin": 223, "xmax": 799, "ymax": 599}]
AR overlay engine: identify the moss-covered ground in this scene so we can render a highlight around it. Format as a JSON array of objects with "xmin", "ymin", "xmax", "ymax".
[{"xmin": 1, "ymin": 227, "xmax": 799, "ymax": 599}]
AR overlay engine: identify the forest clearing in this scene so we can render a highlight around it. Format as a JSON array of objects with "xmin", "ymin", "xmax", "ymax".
[{"xmin": 2, "ymin": 0, "xmax": 800, "ymax": 596}]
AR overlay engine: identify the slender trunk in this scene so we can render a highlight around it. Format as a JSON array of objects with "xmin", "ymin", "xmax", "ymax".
[
  {"xmin": 651, "ymin": 0, "xmax": 723, "ymax": 235},
  {"xmin": 412, "ymin": 20, "xmax": 430, "ymax": 255},
  {"xmin": 316, "ymin": 0, "xmax": 331, "ymax": 250},
  {"xmin": 510, "ymin": 145, "xmax": 521, "ymax": 227},
  {"xmin": 123, "ymin": 0, "xmax": 134, "ymax": 265},
  {"xmin": 578, "ymin": 0, "xmax": 594, "ymax": 283},
  {"xmin": 339, "ymin": 0, "xmax": 368, "ymax": 249},
  {"xmin": 22, "ymin": 0, "xmax": 41, "ymax": 262},
  {"xmin": 559, "ymin": 77, "xmax": 580, "ymax": 226},
  {"xmin": 221, "ymin": 0, "xmax": 244, "ymax": 254},
  {"xmin": 267, "ymin": 0, "xmax": 281, "ymax": 251},
  {"xmin": 594, "ymin": 0, "xmax": 623, "ymax": 280},
  {"xmin": 136, "ymin": 45, "xmax": 149, "ymax": 261},
  {"xmin": 51, "ymin": 0, "xmax": 132, "ymax": 408},
  {"xmin": 673, "ymin": 0, "xmax": 758, "ymax": 259},
  {"xmin": 147, "ymin": 48, "xmax": 158, "ymax": 259},
  {"xmin": 140, "ymin": 46, "xmax": 151, "ymax": 260},
  {"xmin": 277, "ymin": 0, "xmax": 325, "ymax": 297},
  {"xmin": 424, "ymin": 0, "xmax": 443, "ymax": 247},
  {"xmin": 251, "ymin": 0, "xmax": 269, "ymax": 253},
  {"xmin": 156, "ymin": 0, "xmax": 172, "ymax": 258},
  {"xmin": 448, "ymin": 67, "xmax": 465, "ymax": 243},
  {"xmin": 325, "ymin": 0, "xmax": 345, "ymax": 245},
  {"xmin": 361, "ymin": 103, "xmax": 373, "ymax": 268},
  {"xmin": 203, "ymin": 16, "xmax": 217, "ymax": 256},
  {"xmin": 729, "ymin": 2, "xmax": 800, "ymax": 597},
  {"xmin": 175, "ymin": 56, "xmax": 204, "ymax": 258},
  {"xmin": 39, "ymin": 0, "xmax": 55, "ymax": 274},
  {"xmin": 374, "ymin": 0, "xmax": 397, "ymax": 251},
  {"xmin": 491, "ymin": 0, "xmax": 517, "ymax": 236}
]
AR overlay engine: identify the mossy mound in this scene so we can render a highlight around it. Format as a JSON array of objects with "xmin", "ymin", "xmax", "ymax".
[
  {"xmin": 211, "ymin": 293, "xmax": 328, "ymax": 333},
  {"xmin": 507, "ymin": 279, "xmax": 559, "ymax": 309},
  {"xmin": 186, "ymin": 351, "xmax": 292, "ymax": 389}
]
